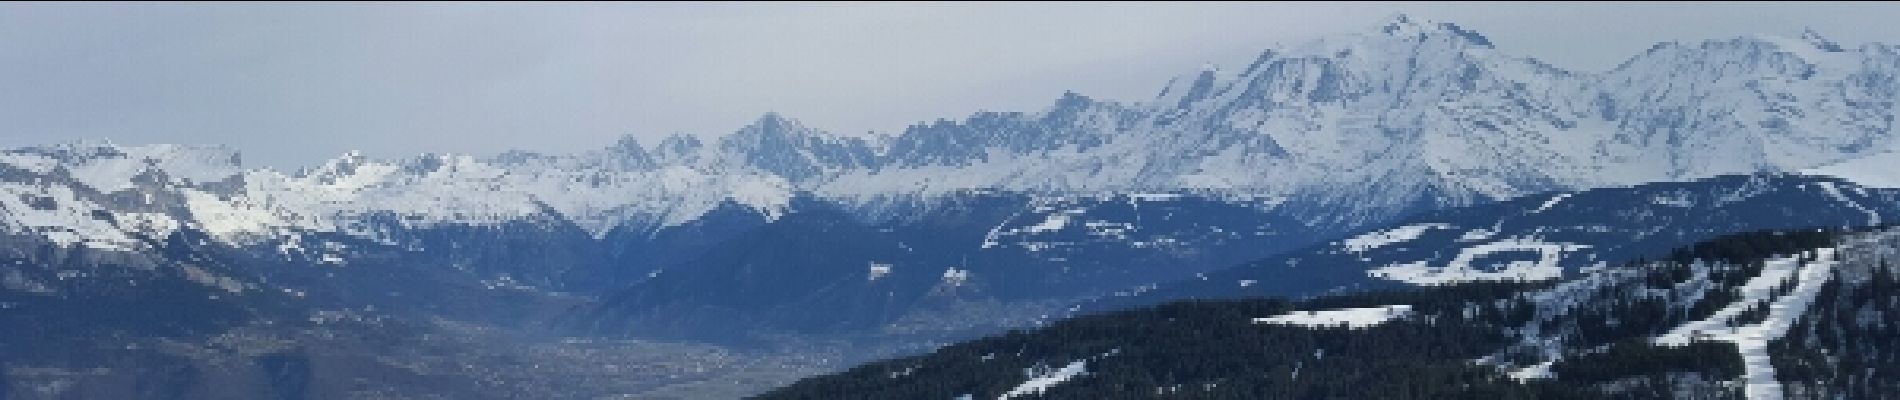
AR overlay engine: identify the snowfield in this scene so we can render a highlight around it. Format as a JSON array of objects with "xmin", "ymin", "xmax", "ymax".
[
  {"xmin": 997, "ymin": 359, "xmax": 1089, "ymax": 400},
  {"xmin": 1341, "ymin": 223, "xmax": 1453, "ymax": 252},
  {"xmin": 1254, "ymin": 305, "xmax": 1414, "ymax": 329},
  {"xmin": 1367, "ymin": 238, "xmax": 1587, "ymax": 285}
]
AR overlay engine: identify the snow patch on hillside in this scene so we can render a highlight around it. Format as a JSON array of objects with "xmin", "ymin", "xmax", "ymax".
[
  {"xmin": 1652, "ymin": 248, "xmax": 1838, "ymax": 400},
  {"xmin": 0, "ymin": 152, "xmax": 57, "ymax": 174},
  {"xmin": 182, "ymin": 189, "xmax": 296, "ymax": 242},
  {"xmin": 1813, "ymin": 181, "xmax": 1880, "ymax": 226},
  {"xmin": 998, "ymin": 359, "xmax": 1088, "ymax": 399},
  {"xmin": 0, "ymin": 183, "xmax": 145, "ymax": 250},
  {"xmin": 1530, "ymin": 193, "xmax": 1573, "ymax": 213},
  {"xmin": 40, "ymin": 143, "xmax": 245, "ymax": 192},
  {"xmin": 1506, "ymin": 360, "xmax": 1555, "ymax": 381},
  {"xmin": 1341, "ymin": 223, "xmax": 1453, "ymax": 252},
  {"xmin": 1367, "ymin": 238, "xmax": 1587, "ymax": 285},
  {"xmin": 1254, "ymin": 305, "xmax": 1413, "ymax": 329}
]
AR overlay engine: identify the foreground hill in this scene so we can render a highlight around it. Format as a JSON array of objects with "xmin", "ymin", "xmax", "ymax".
[{"xmin": 765, "ymin": 227, "xmax": 1900, "ymax": 399}]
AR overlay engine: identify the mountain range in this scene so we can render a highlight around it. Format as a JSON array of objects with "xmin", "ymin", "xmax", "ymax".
[
  {"xmin": 11, "ymin": 16, "xmax": 1900, "ymax": 252},
  {"xmin": 6, "ymin": 15, "xmax": 1900, "ymax": 398}
]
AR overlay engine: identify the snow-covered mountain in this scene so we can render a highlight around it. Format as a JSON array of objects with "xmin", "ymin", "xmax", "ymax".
[
  {"xmin": 8, "ymin": 16, "xmax": 1900, "ymax": 258},
  {"xmin": 5, "ymin": 15, "xmax": 1900, "ymax": 344},
  {"xmin": 9, "ymin": 15, "xmax": 1900, "ymax": 398}
]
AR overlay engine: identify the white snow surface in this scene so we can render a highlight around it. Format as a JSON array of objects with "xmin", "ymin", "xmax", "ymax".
[
  {"xmin": 1254, "ymin": 305, "xmax": 1413, "ymax": 329},
  {"xmin": 1506, "ymin": 361, "xmax": 1555, "ymax": 382},
  {"xmin": 1530, "ymin": 193, "xmax": 1572, "ymax": 214},
  {"xmin": 62, "ymin": 143, "xmax": 244, "ymax": 193},
  {"xmin": 0, "ymin": 182, "xmax": 152, "ymax": 250},
  {"xmin": 1341, "ymin": 223, "xmax": 1453, "ymax": 252},
  {"xmin": 1652, "ymin": 248, "xmax": 1838, "ymax": 400},
  {"xmin": 997, "ymin": 359, "xmax": 1088, "ymax": 400},
  {"xmin": 1812, "ymin": 181, "xmax": 1880, "ymax": 226},
  {"xmin": 1367, "ymin": 238, "xmax": 1587, "ymax": 285}
]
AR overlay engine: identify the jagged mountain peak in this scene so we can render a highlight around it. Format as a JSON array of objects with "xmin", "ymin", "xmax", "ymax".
[
  {"xmin": 1800, "ymin": 27, "xmax": 1845, "ymax": 52},
  {"xmin": 1379, "ymin": 12, "xmax": 1418, "ymax": 28},
  {"xmin": 303, "ymin": 150, "xmax": 371, "ymax": 178},
  {"xmin": 1373, "ymin": 13, "xmax": 1493, "ymax": 47},
  {"xmin": 1152, "ymin": 64, "xmax": 1228, "ymax": 109},
  {"xmin": 1628, "ymin": 30, "xmax": 1858, "ymax": 67},
  {"xmin": 611, "ymin": 134, "xmax": 645, "ymax": 153},
  {"xmin": 400, "ymin": 152, "xmax": 486, "ymax": 175},
  {"xmin": 721, "ymin": 112, "xmax": 854, "ymax": 152},
  {"xmin": 652, "ymin": 133, "xmax": 704, "ymax": 163},
  {"xmin": 1045, "ymin": 90, "xmax": 1114, "ymax": 115},
  {"xmin": 750, "ymin": 111, "xmax": 790, "ymax": 127},
  {"xmin": 713, "ymin": 112, "xmax": 878, "ymax": 182},
  {"xmin": 735, "ymin": 112, "xmax": 814, "ymax": 137},
  {"xmin": 603, "ymin": 134, "xmax": 656, "ymax": 169},
  {"xmin": 756, "ymin": 111, "xmax": 793, "ymax": 126}
]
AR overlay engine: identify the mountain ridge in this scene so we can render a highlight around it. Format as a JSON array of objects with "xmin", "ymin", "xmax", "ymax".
[{"xmin": 9, "ymin": 16, "xmax": 1899, "ymax": 250}]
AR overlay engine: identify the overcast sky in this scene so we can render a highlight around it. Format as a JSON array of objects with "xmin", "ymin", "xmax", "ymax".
[{"xmin": 3, "ymin": 2, "xmax": 1899, "ymax": 169}]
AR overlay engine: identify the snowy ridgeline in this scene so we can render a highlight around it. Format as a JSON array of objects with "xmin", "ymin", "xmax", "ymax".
[
  {"xmin": 9, "ymin": 14, "xmax": 1900, "ymax": 252},
  {"xmin": 1252, "ymin": 305, "xmax": 1414, "ymax": 329}
]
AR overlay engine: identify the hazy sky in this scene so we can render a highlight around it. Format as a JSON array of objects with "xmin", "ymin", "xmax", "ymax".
[{"xmin": 4, "ymin": 2, "xmax": 1899, "ymax": 169}]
